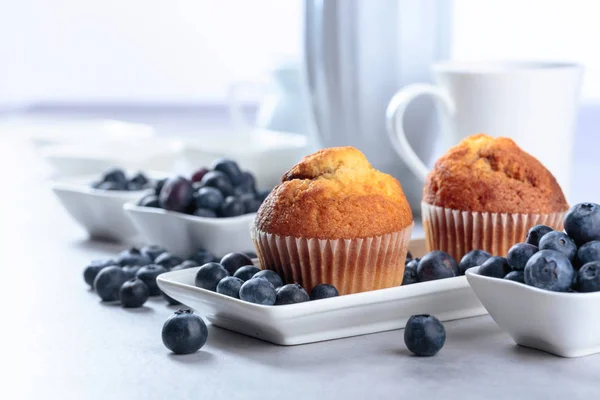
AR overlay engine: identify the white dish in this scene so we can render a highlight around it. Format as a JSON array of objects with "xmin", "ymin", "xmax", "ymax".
[
  {"xmin": 51, "ymin": 174, "xmax": 156, "ymax": 243},
  {"xmin": 466, "ymin": 267, "xmax": 600, "ymax": 358},
  {"xmin": 157, "ymin": 238, "xmax": 486, "ymax": 345},
  {"xmin": 123, "ymin": 203, "xmax": 256, "ymax": 259}
]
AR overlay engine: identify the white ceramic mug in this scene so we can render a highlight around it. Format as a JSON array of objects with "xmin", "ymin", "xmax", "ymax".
[{"xmin": 386, "ymin": 61, "xmax": 583, "ymax": 197}]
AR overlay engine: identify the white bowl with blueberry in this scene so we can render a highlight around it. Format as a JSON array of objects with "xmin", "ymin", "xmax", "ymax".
[{"xmin": 466, "ymin": 202, "xmax": 600, "ymax": 357}]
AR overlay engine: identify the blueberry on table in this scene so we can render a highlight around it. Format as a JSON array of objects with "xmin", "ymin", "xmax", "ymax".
[
  {"xmin": 525, "ymin": 224, "xmax": 554, "ymax": 247},
  {"xmin": 417, "ymin": 251, "xmax": 458, "ymax": 282},
  {"xmin": 162, "ymin": 309, "xmax": 208, "ymax": 355},
  {"xmin": 102, "ymin": 168, "xmax": 127, "ymax": 184},
  {"xmin": 163, "ymin": 292, "xmax": 181, "ymax": 305},
  {"xmin": 129, "ymin": 172, "xmax": 149, "ymax": 186},
  {"xmin": 193, "ymin": 208, "xmax": 217, "ymax": 218},
  {"xmin": 136, "ymin": 264, "xmax": 168, "ymax": 296},
  {"xmin": 504, "ymin": 270, "xmax": 525, "ymax": 283},
  {"xmin": 220, "ymin": 252, "xmax": 254, "ymax": 275},
  {"xmin": 159, "ymin": 176, "xmax": 194, "ymax": 213},
  {"xmin": 275, "ymin": 284, "xmax": 310, "ymax": 305},
  {"xmin": 575, "ymin": 261, "xmax": 600, "ymax": 292},
  {"xmin": 218, "ymin": 196, "xmax": 245, "ymax": 218},
  {"xmin": 309, "ymin": 284, "xmax": 339, "ymax": 300},
  {"xmin": 83, "ymin": 259, "xmax": 117, "ymax": 288},
  {"xmin": 122, "ymin": 265, "xmax": 142, "ymax": 279},
  {"xmin": 193, "ymin": 187, "xmax": 224, "ymax": 211},
  {"xmin": 170, "ymin": 260, "xmax": 198, "ymax": 271},
  {"xmin": 576, "ymin": 240, "xmax": 600, "ymax": 267},
  {"xmin": 140, "ymin": 245, "xmax": 167, "ymax": 262},
  {"xmin": 564, "ymin": 203, "xmax": 600, "ymax": 246},
  {"xmin": 233, "ymin": 265, "xmax": 261, "ymax": 281},
  {"xmin": 404, "ymin": 314, "xmax": 446, "ymax": 357},
  {"xmin": 154, "ymin": 252, "xmax": 184, "ymax": 270},
  {"xmin": 478, "ymin": 256, "xmax": 511, "ymax": 278},
  {"xmin": 117, "ymin": 248, "xmax": 152, "ymax": 267},
  {"xmin": 459, "ymin": 249, "xmax": 492, "ymax": 275},
  {"xmin": 119, "ymin": 278, "xmax": 149, "ymax": 308},
  {"xmin": 524, "ymin": 249, "xmax": 575, "ymax": 292},
  {"xmin": 97, "ymin": 181, "xmax": 127, "ymax": 191},
  {"xmin": 137, "ymin": 194, "xmax": 160, "ymax": 208},
  {"xmin": 200, "ymin": 171, "xmax": 234, "ymax": 197},
  {"xmin": 216, "ymin": 276, "xmax": 244, "ymax": 298},
  {"xmin": 252, "ymin": 269, "xmax": 284, "ymax": 289},
  {"xmin": 195, "ymin": 262, "xmax": 229, "ymax": 291},
  {"xmin": 211, "ymin": 158, "xmax": 244, "ymax": 186},
  {"xmin": 506, "ymin": 243, "xmax": 538, "ymax": 271},
  {"xmin": 239, "ymin": 278, "xmax": 277, "ymax": 305},
  {"xmin": 539, "ymin": 231, "xmax": 577, "ymax": 261},
  {"xmin": 188, "ymin": 249, "xmax": 217, "ymax": 265},
  {"xmin": 402, "ymin": 259, "xmax": 419, "ymax": 285},
  {"xmin": 93, "ymin": 266, "xmax": 129, "ymax": 302}
]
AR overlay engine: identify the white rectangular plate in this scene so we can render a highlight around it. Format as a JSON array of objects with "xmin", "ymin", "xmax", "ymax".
[{"xmin": 157, "ymin": 238, "xmax": 487, "ymax": 345}]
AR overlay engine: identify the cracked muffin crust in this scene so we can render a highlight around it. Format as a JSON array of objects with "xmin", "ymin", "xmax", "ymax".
[
  {"xmin": 255, "ymin": 146, "xmax": 413, "ymax": 239},
  {"xmin": 423, "ymin": 134, "xmax": 568, "ymax": 214}
]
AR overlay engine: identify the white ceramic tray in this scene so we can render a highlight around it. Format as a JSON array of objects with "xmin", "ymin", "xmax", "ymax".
[{"xmin": 157, "ymin": 238, "xmax": 487, "ymax": 345}]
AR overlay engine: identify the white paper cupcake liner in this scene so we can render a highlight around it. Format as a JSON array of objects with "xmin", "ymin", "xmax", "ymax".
[
  {"xmin": 421, "ymin": 202, "xmax": 566, "ymax": 262},
  {"xmin": 251, "ymin": 224, "xmax": 413, "ymax": 295}
]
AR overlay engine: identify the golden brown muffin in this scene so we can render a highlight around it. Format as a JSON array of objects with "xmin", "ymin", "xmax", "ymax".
[
  {"xmin": 256, "ymin": 146, "xmax": 413, "ymax": 239},
  {"xmin": 423, "ymin": 134, "xmax": 568, "ymax": 214}
]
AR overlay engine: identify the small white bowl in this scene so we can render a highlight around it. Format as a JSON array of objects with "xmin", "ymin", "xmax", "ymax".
[
  {"xmin": 123, "ymin": 203, "xmax": 256, "ymax": 258},
  {"xmin": 466, "ymin": 267, "xmax": 600, "ymax": 357},
  {"xmin": 51, "ymin": 175, "xmax": 154, "ymax": 243}
]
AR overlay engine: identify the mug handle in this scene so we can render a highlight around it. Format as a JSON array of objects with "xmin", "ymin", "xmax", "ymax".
[{"xmin": 385, "ymin": 83, "xmax": 456, "ymax": 182}]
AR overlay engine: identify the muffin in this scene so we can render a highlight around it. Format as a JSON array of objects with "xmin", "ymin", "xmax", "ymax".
[
  {"xmin": 422, "ymin": 134, "xmax": 569, "ymax": 262},
  {"xmin": 252, "ymin": 146, "xmax": 413, "ymax": 295}
]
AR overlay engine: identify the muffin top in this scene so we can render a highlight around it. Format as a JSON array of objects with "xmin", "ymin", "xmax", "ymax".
[
  {"xmin": 255, "ymin": 146, "xmax": 413, "ymax": 239},
  {"xmin": 423, "ymin": 134, "xmax": 568, "ymax": 214}
]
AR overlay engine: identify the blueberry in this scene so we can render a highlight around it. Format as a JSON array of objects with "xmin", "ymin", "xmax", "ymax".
[
  {"xmin": 236, "ymin": 171, "xmax": 257, "ymax": 193},
  {"xmin": 478, "ymin": 256, "xmax": 511, "ymax": 278},
  {"xmin": 275, "ymin": 283, "xmax": 310, "ymax": 305},
  {"xmin": 218, "ymin": 196, "xmax": 245, "ymax": 218},
  {"xmin": 122, "ymin": 265, "xmax": 142, "ymax": 279},
  {"xmin": 406, "ymin": 251, "xmax": 413, "ymax": 263},
  {"xmin": 576, "ymin": 240, "xmax": 600, "ymax": 267},
  {"xmin": 93, "ymin": 266, "xmax": 129, "ymax": 302},
  {"xmin": 220, "ymin": 253, "xmax": 254, "ymax": 275},
  {"xmin": 524, "ymin": 249, "xmax": 575, "ymax": 292},
  {"xmin": 117, "ymin": 248, "xmax": 152, "ymax": 267},
  {"xmin": 506, "ymin": 243, "xmax": 538, "ymax": 271},
  {"xmin": 97, "ymin": 181, "xmax": 127, "ymax": 191},
  {"xmin": 127, "ymin": 182, "xmax": 144, "ymax": 191},
  {"xmin": 417, "ymin": 251, "xmax": 457, "ymax": 282},
  {"xmin": 211, "ymin": 159, "xmax": 244, "ymax": 186},
  {"xmin": 504, "ymin": 270, "xmax": 525, "ymax": 283},
  {"xmin": 255, "ymin": 189, "xmax": 271, "ymax": 203},
  {"xmin": 188, "ymin": 249, "xmax": 216, "ymax": 265},
  {"xmin": 155, "ymin": 178, "xmax": 166, "ymax": 196},
  {"xmin": 137, "ymin": 194, "xmax": 160, "ymax": 208},
  {"xmin": 170, "ymin": 260, "xmax": 199, "ymax": 271},
  {"xmin": 526, "ymin": 224, "xmax": 554, "ymax": 247},
  {"xmin": 458, "ymin": 249, "xmax": 492, "ymax": 275},
  {"xmin": 159, "ymin": 176, "xmax": 194, "ymax": 213},
  {"xmin": 83, "ymin": 259, "xmax": 117, "ymax": 288},
  {"xmin": 161, "ymin": 309, "xmax": 208, "ymax": 355},
  {"xmin": 539, "ymin": 231, "xmax": 577, "ymax": 261},
  {"xmin": 102, "ymin": 168, "xmax": 127, "ymax": 184},
  {"xmin": 233, "ymin": 265, "xmax": 261, "ymax": 281},
  {"xmin": 90, "ymin": 181, "xmax": 102, "ymax": 189},
  {"xmin": 402, "ymin": 259, "xmax": 419, "ymax": 285},
  {"xmin": 239, "ymin": 278, "xmax": 277, "ymax": 305},
  {"xmin": 200, "ymin": 171, "xmax": 234, "ymax": 197},
  {"xmin": 191, "ymin": 167, "xmax": 209, "ymax": 183},
  {"xmin": 129, "ymin": 172, "xmax": 149, "ymax": 186},
  {"xmin": 239, "ymin": 194, "xmax": 262, "ymax": 214},
  {"xmin": 195, "ymin": 262, "xmax": 229, "ymax": 291},
  {"xmin": 163, "ymin": 292, "xmax": 181, "ymax": 305},
  {"xmin": 233, "ymin": 184, "xmax": 255, "ymax": 197},
  {"xmin": 193, "ymin": 208, "xmax": 217, "ymax": 218},
  {"xmin": 564, "ymin": 203, "xmax": 600, "ymax": 246},
  {"xmin": 309, "ymin": 284, "xmax": 339, "ymax": 300},
  {"xmin": 404, "ymin": 314, "xmax": 446, "ymax": 357},
  {"xmin": 119, "ymin": 278, "xmax": 149, "ymax": 307},
  {"xmin": 136, "ymin": 264, "xmax": 168, "ymax": 296},
  {"xmin": 193, "ymin": 187, "xmax": 224, "ymax": 211},
  {"xmin": 154, "ymin": 252, "xmax": 184, "ymax": 270},
  {"xmin": 140, "ymin": 245, "xmax": 167, "ymax": 262},
  {"xmin": 252, "ymin": 270, "xmax": 284, "ymax": 289},
  {"xmin": 216, "ymin": 276, "xmax": 244, "ymax": 298},
  {"xmin": 575, "ymin": 262, "xmax": 600, "ymax": 292}
]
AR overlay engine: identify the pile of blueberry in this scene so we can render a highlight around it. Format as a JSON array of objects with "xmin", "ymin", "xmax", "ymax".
[
  {"xmin": 90, "ymin": 168, "xmax": 156, "ymax": 191},
  {"xmin": 194, "ymin": 252, "xmax": 339, "ymax": 305},
  {"xmin": 136, "ymin": 159, "xmax": 271, "ymax": 218},
  {"xmin": 476, "ymin": 202, "xmax": 600, "ymax": 293},
  {"xmin": 402, "ymin": 249, "xmax": 478, "ymax": 285}
]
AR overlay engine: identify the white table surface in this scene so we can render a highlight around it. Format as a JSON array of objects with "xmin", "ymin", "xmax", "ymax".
[{"xmin": 3, "ymin": 112, "xmax": 600, "ymax": 400}]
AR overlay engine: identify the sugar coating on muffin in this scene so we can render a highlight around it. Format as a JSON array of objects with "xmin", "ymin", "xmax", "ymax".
[
  {"xmin": 423, "ymin": 134, "xmax": 568, "ymax": 214},
  {"xmin": 255, "ymin": 146, "xmax": 413, "ymax": 239}
]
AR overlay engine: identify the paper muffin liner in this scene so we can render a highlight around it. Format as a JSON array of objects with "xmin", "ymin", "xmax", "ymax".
[
  {"xmin": 251, "ymin": 224, "xmax": 413, "ymax": 295},
  {"xmin": 421, "ymin": 202, "xmax": 567, "ymax": 262}
]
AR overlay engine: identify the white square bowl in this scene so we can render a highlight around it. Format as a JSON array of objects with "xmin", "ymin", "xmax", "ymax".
[
  {"xmin": 157, "ymin": 238, "xmax": 487, "ymax": 345},
  {"xmin": 123, "ymin": 203, "xmax": 256, "ymax": 258},
  {"xmin": 466, "ymin": 267, "xmax": 600, "ymax": 357}
]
